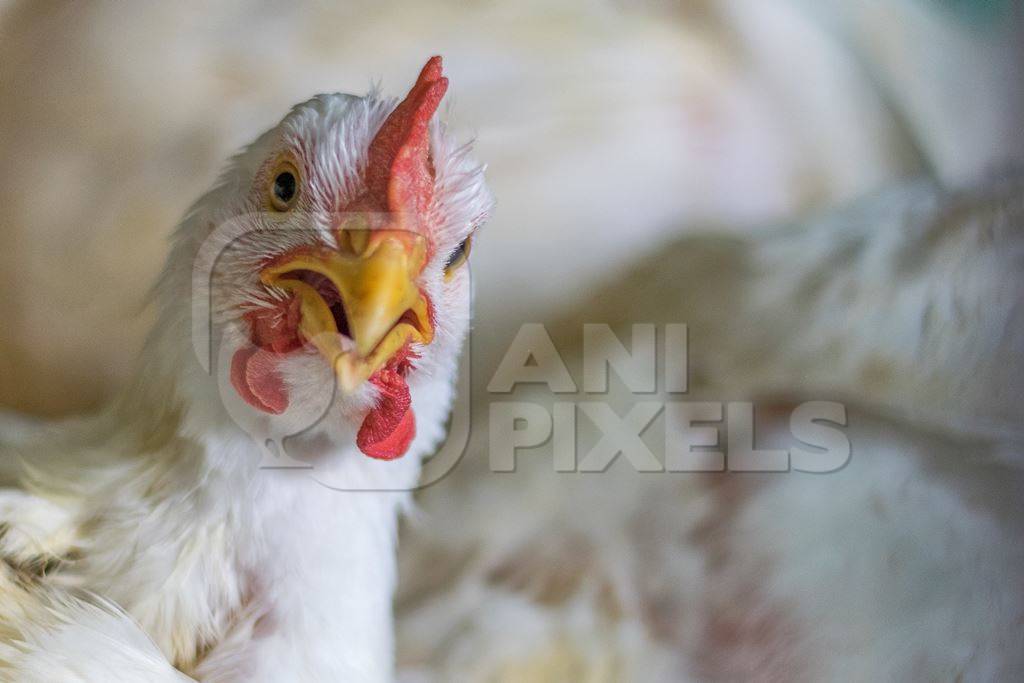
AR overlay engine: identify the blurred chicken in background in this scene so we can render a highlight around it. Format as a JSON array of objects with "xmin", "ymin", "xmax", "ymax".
[
  {"xmin": 0, "ymin": 0, "xmax": 1021, "ymax": 681},
  {"xmin": 397, "ymin": 168, "xmax": 1024, "ymax": 681}
]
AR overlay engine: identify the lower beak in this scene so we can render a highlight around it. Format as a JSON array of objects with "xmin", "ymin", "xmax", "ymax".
[{"xmin": 260, "ymin": 230, "xmax": 433, "ymax": 392}]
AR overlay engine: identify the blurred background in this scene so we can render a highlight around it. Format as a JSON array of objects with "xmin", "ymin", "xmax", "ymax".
[{"xmin": 1, "ymin": 0, "xmax": 1020, "ymax": 417}]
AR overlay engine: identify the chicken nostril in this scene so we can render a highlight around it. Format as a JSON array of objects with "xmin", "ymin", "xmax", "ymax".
[
  {"xmin": 335, "ymin": 227, "xmax": 374, "ymax": 257},
  {"xmin": 336, "ymin": 230, "xmax": 355, "ymax": 255}
]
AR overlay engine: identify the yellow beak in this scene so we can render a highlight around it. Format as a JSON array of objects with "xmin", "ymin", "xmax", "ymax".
[{"xmin": 260, "ymin": 229, "xmax": 433, "ymax": 393}]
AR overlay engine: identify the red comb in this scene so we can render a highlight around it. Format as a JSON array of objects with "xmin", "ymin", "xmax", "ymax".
[{"xmin": 363, "ymin": 56, "xmax": 448, "ymax": 219}]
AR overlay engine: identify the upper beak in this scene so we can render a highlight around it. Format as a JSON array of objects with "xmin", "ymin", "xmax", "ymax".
[{"xmin": 260, "ymin": 229, "xmax": 433, "ymax": 392}]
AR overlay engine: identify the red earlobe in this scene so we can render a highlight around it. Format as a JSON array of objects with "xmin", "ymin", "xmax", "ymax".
[{"xmin": 231, "ymin": 347, "xmax": 289, "ymax": 415}]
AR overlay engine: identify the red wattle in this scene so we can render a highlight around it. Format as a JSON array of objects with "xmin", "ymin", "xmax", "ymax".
[
  {"xmin": 357, "ymin": 367, "xmax": 415, "ymax": 460},
  {"xmin": 358, "ymin": 408, "xmax": 415, "ymax": 460}
]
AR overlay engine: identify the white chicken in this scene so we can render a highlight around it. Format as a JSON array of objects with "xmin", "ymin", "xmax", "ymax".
[{"xmin": 0, "ymin": 56, "xmax": 493, "ymax": 682}]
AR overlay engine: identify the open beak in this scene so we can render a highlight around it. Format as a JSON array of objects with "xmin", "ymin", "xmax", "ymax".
[{"xmin": 260, "ymin": 229, "xmax": 433, "ymax": 393}]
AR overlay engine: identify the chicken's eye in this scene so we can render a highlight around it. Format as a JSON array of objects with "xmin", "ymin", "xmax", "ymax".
[
  {"xmin": 268, "ymin": 162, "xmax": 300, "ymax": 211},
  {"xmin": 443, "ymin": 236, "xmax": 472, "ymax": 280}
]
